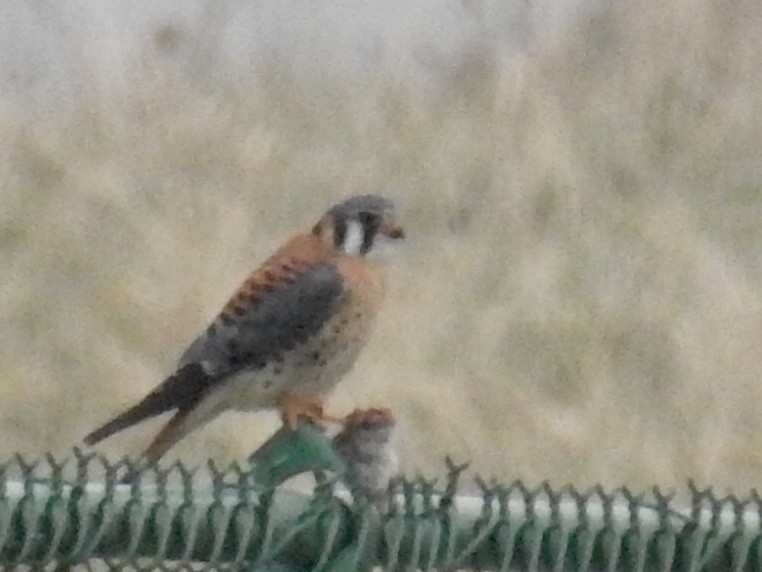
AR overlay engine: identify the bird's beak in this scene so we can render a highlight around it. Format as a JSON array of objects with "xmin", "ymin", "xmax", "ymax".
[{"xmin": 380, "ymin": 220, "xmax": 405, "ymax": 240}]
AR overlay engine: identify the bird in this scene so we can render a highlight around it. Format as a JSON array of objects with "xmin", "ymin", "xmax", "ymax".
[
  {"xmin": 83, "ymin": 194, "xmax": 405, "ymax": 469},
  {"xmin": 332, "ymin": 407, "xmax": 399, "ymax": 511}
]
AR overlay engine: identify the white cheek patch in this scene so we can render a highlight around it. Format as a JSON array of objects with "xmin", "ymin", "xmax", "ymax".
[{"xmin": 342, "ymin": 220, "xmax": 364, "ymax": 255}]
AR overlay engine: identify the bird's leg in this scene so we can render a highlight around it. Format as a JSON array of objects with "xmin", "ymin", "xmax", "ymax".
[{"xmin": 277, "ymin": 393, "xmax": 343, "ymax": 429}]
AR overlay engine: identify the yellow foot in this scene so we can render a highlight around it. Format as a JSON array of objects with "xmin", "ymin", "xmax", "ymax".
[{"xmin": 277, "ymin": 393, "xmax": 344, "ymax": 429}]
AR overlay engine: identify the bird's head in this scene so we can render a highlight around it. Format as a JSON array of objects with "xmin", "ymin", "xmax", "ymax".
[{"xmin": 313, "ymin": 194, "xmax": 405, "ymax": 258}]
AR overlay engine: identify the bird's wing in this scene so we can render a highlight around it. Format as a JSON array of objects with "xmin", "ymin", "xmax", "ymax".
[
  {"xmin": 84, "ymin": 237, "xmax": 346, "ymax": 446},
  {"xmin": 180, "ymin": 257, "xmax": 346, "ymax": 376}
]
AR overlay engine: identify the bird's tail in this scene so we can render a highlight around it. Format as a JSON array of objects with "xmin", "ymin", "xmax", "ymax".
[
  {"xmin": 83, "ymin": 363, "xmax": 212, "ymax": 446},
  {"xmin": 118, "ymin": 405, "xmax": 204, "ymax": 483},
  {"xmin": 84, "ymin": 402, "xmax": 158, "ymax": 446}
]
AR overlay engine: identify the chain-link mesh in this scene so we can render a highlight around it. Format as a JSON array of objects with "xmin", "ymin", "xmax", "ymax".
[
  {"xmin": 0, "ymin": 418, "xmax": 762, "ymax": 572},
  {"xmin": 1, "ymin": 436, "xmax": 761, "ymax": 570}
]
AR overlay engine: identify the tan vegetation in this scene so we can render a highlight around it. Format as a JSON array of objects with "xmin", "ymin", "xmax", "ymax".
[{"xmin": 1, "ymin": 0, "xmax": 761, "ymax": 491}]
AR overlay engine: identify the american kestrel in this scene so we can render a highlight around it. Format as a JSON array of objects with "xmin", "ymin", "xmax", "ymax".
[{"xmin": 84, "ymin": 194, "xmax": 405, "ymax": 467}]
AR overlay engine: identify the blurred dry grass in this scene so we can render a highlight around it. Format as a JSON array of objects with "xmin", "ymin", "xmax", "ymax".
[{"xmin": 1, "ymin": 0, "xmax": 762, "ymax": 491}]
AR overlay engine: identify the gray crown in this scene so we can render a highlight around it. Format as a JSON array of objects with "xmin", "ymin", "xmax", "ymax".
[{"xmin": 327, "ymin": 194, "xmax": 395, "ymax": 219}]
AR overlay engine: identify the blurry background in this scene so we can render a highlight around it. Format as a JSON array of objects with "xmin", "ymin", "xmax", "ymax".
[{"xmin": 1, "ymin": 0, "xmax": 761, "ymax": 491}]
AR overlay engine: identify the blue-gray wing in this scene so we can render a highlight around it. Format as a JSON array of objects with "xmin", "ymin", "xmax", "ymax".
[{"xmin": 180, "ymin": 261, "xmax": 346, "ymax": 377}]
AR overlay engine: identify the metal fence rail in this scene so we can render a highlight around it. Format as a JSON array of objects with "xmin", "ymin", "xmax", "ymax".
[{"xmin": 0, "ymin": 424, "xmax": 760, "ymax": 570}]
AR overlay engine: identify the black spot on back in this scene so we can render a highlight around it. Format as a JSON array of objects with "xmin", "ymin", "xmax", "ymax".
[{"xmin": 242, "ymin": 291, "xmax": 260, "ymax": 304}]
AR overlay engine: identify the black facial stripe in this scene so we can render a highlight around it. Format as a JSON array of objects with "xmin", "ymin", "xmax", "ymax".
[
  {"xmin": 360, "ymin": 216, "xmax": 380, "ymax": 255},
  {"xmin": 333, "ymin": 217, "xmax": 347, "ymax": 248}
]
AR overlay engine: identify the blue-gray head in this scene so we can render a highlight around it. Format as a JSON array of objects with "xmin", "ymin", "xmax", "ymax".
[{"xmin": 313, "ymin": 194, "xmax": 405, "ymax": 258}]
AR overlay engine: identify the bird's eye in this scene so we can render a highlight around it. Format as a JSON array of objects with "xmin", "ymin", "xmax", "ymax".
[{"xmin": 358, "ymin": 212, "xmax": 377, "ymax": 227}]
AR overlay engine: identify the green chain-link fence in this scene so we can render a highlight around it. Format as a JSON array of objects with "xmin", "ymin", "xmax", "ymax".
[{"xmin": 1, "ymin": 422, "xmax": 760, "ymax": 570}]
